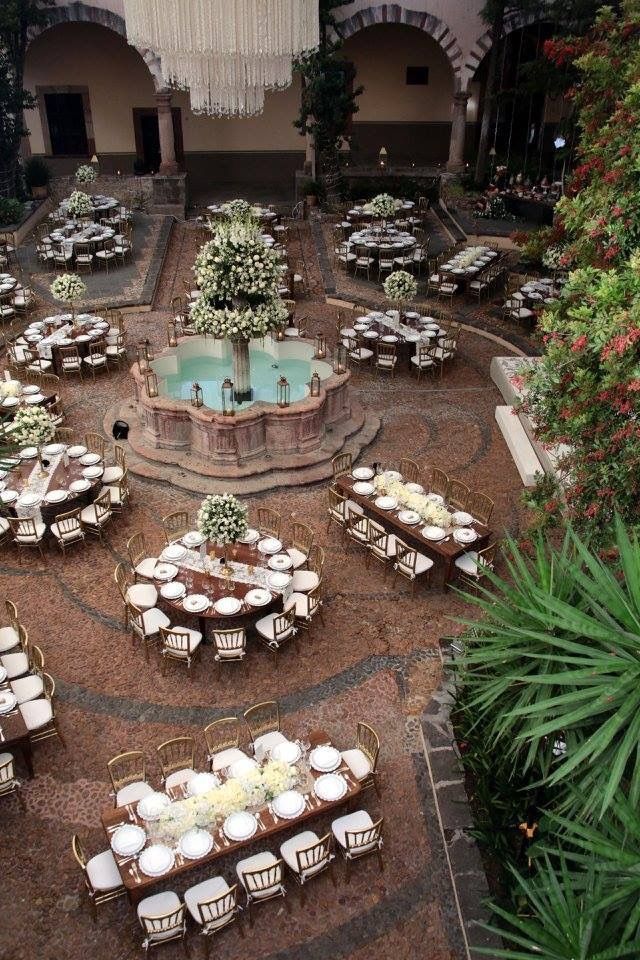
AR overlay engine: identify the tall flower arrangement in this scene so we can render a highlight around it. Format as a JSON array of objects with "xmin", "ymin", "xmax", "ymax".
[
  {"xmin": 66, "ymin": 190, "xmax": 93, "ymax": 218},
  {"xmin": 12, "ymin": 406, "xmax": 55, "ymax": 448},
  {"xmin": 50, "ymin": 274, "xmax": 86, "ymax": 320},
  {"xmin": 75, "ymin": 164, "xmax": 97, "ymax": 184},
  {"xmin": 383, "ymin": 270, "xmax": 417, "ymax": 304},
  {"xmin": 366, "ymin": 193, "xmax": 400, "ymax": 220},
  {"xmin": 197, "ymin": 493, "xmax": 248, "ymax": 546},
  {"xmin": 220, "ymin": 198, "xmax": 253, "ymax": 220}
]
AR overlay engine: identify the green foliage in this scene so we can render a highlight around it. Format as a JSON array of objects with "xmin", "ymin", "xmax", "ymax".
[
  {"xmin": 347, "ymin": 176, "xmax": 439, "ymax": 203},
  {"xmin": 301, "ymin": 179, "xmax": 322, "ymax": 197},
  {"xmin": 0, "ymin": 196, "xmax": 23, "ymax": 226},
  {"xmin": 22, "ymin": 156, "xmax": 50, "ymax": 189}
]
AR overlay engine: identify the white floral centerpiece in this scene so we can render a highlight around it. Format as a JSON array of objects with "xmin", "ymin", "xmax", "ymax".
[
  {"xmin": 220, "ymin": 198, "xmax": 253, "ymax": 220},
  {"xmin": 75, "ymin": 164, "xmax": 97, "ymax": 184},
  {"xmin": 197, "ymin": 493, "xmax": 248, "ymax": 547},
  {"xmin": 12, "ymin": 406, "xmax": 55, "ymax": 471},
  {"xmin": 0, "ymin": 380, "xmax": 21, "ymax": 399},
  {"xmin": 366, "ymin": 193, "xmax": 401, "ymax": 220},
  {"xmin": 384, "ymin": 270, "xmax": 417, "ymax": 304},
  {"xmin": 191, "ymin": 218, "xmax": 288, "ymax": 401},
  {"xmin": 50, "ymin": 273, "xmax": 86, "ymax": 320},
  {"xmin": 66, "ymin": 190, "xmax": 93, "ymax": 218},
  {"xmin": 374, "ymin": 472, "xmax": 453, "ymax": 528}
]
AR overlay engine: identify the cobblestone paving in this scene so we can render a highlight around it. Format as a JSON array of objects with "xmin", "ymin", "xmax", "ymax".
[{"xmin": 0, "ymin": 220, "xmax": 533, "ymax": 960}]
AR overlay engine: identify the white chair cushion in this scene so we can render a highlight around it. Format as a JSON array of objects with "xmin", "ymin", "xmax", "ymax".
[
  {"xmin": 102, "ymin": 466, "xmax": 124, "ymax": 483},
  {"xmin": 0, "ymin": 517, "xmax": 9, "ymax": 535},
  {"xmin": 236, "ymin": 851, "xmax": 280, "ymax": 897},
  {"xmin": 86, "ymin": 849, "xmax": 123, "ymax": 891},
  {"xmin": 341, "ymin": 748, "xmax": 372, "ymax": 781},
  {"xmin": 137, "ymin": 891, "xmax": 182, "ymax": 939},
  {"xmin": 140, "ymin": 607, "xmax": 170, "ymax": 636},
  {"xmin": 286, "ymin": 591, "xmax": 312, "ymax": 619},
  {"xmin": 454, "ymin": 551, "xmax": 493, "ymax": 578},
  {"xmin": 105, "ymin": 345, "xmax": 126, "ymax": 357},
  {"xmin": 280, "ymin": 830, "xmax": 326, "ymax": 880},
  {"xmin": 255, "ymin": 613, "xmax": 295, "ymax": 643},
  {"xmin": 410, "ymin": 355, "xmax": 434, "ymax": 368},
  {"xmin": 135, "ymin": 557, "xmax": 159, "ymax": 579},
  {"xmin": 164, "ymin": 629, "xmax": 202, "ymax": 656},
  {"xmin": 50, "ymin": 521, "xmax": 83, "ymax": 542},
  {"xmin": 11, "ymin": 673, "xmax": 44, "ymax": 703},
  {"xmin": 83, "ymin": 355, "xmax": 107, "ymax": 366},
  {"xmin": 331, "ymin": 809, "xmax": 375, "ymax": 849},
  {"xmin": 291, "ymin": 570, "xmax": 319, "ymax": 593},
  {"xmin": 286, "ymin": 547, "xmax": 308, "ymax": 569},
  {"xmin": 19, "ymin": 697, "xmax": 53, "ymax": 730},
  {"xmin": 14, "ymin": 521, "xmax": 46, "ymax": 543},
  {"xmin": 369, "ymin": 533, "xmax": 397, "ymax": 559},
  {"xmin": 397, "ymin": 552, "xmax": 433, "ymax": 576},
  {"xmin": 184, "ymin": 876, "xmax": 230, "ymax": 926},
  {"xmin": 0, "ymin": 651, "xmax": 28, "ymax": 678},
  {"xmin": 165, "ymin": 767, "xmax": 196, "ymax": 789},
  {"xmin": 62, "ymin": 359, "xmax": 81, "ymax": 370},
  {"xmin": 0, "ymin": 626, "xmax": 19, "ymax": 653},
  {"xmin": 80, "ymin": 504, "xmax": 110, "ymax": 526},
  {"xmin": 209, "ymin": 747, "xmax": 247, "ymax": 773},
  {"xmin": 376, "ymin": 357, "xmax": 397, "ymax": 368},
  {"xmin": 126, "ymin": 583, "xmax": 158, "ymax": 610},
  {"xmin": 253, "ymin": 731, "xmax": 286, "ymax": 761},
  {"xmin": 101, "ymin": 484, "xmax": 123, "ymax": 505},
  {"xmin": 116, "ymin": 780, "xmax": 154, "ymax": 806}
]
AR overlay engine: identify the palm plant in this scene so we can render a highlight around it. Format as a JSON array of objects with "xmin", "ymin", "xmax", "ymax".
[
  {"xmin": 479, "ymin": 854, "xmax": 640, "ymax": 958},
  {"xmin": 454, "ymin": 518, "xmax": 640, "ymax": 819}
]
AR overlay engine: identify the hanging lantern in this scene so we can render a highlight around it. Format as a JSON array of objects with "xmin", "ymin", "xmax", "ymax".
[
  {"xmin": 309, "ymin": 371, "xmax": 321, "ymax": 397},
  {"xmin": 144, "ymin": 371, "xmax": 159, "ymax": 398},
  {"xmin": 190, "ymin": 381, "xmax": 204, "ymax": 407},
  {"xmin": 334, "ymin": 343, "xmax": 347, "ymax": 374},
  {"xmin": 136, "ymin": 343, "xmax": 149, "ymax": 373},
  {"xmin": 221, "ymin": 377, "xmax": 235, "ymax": 416},
  {"xmin": 275, "ymin": 325, "xmax": 286, "ymax": 342},
  {"xmin": 277, "ymin": 376, "xmax": 290, "ymax": 407},
  {"xmin": 314, "ymin": 333, "xmax": 326, "ymax": 359},
  {"xmin": 167, "ymin": 320, "xmax": 178, "ymax": 347},
  {"xmin": 143, "ymin": 339, "xmax": 154, "ymax": 361}
]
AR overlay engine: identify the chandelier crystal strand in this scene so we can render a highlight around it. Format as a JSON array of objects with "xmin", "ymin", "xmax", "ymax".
[{"xmin": 123, "ymin": 0, "xmax": 319, "ymax": 117}]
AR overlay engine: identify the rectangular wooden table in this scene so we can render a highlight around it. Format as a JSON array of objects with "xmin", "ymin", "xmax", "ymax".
[
  {"xmin": 336, "ymin": 473, "xmax": 491, "ymax": 588},
  {"xmin": 0, "ymin": 677, "xmax": 34, "ymax": 777},
  {"xmin": 101, "ymin": 729, "xmax": 360, "ymax": 903}
]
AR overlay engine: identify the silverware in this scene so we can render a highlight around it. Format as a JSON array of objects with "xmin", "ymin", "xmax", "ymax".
[{"xmin": 270, "ymin": 804, "xmax": 280, "ymax": 822}]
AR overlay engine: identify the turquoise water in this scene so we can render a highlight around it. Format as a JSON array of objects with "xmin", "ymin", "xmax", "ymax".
[{"xmin": 161, "ymin": 351, "xmax": 314, "ymax": 410}]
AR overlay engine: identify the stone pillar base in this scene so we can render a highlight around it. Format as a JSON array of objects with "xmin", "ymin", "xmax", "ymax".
[{"xmin": 150, "ymin": 173, "xmax": 187, "ymax": 218}]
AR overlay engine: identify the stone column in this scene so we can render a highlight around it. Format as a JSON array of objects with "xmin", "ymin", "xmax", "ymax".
[
  {"xmin": 232, "ymin": 340, "xmax": 252, "ymax": 403},
  {"xmin": 155, "ymin": 89, "xmax": 179, "ymax": 175},
  {"xmin": 305, "ymin": 131, "xmax": 316, "ymax": 179},
  {"xmin": 447, "ymin": 91, "xmax": 470, "ymax": 172}
]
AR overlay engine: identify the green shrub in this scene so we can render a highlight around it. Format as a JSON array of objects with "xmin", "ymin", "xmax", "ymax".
[
  {"xmin": 23, "ymin": 157, "xmax": 50, "ymax": 189},
  {"xmin": 0, "ymin": 198, "xmax": 24, "ymax": 227}
]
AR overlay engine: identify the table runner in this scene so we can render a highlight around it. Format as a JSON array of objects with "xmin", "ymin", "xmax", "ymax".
[
  {"xmin": 14, "ymin": 451, "xmax": 64, "ymax": 520},
  {"xmin": 179, "ymin": 548, "xmax": 294, "ymax": 602},
  {"xmin": 38, "ymin": 315, "xmax": 103, "ymax": 359}
]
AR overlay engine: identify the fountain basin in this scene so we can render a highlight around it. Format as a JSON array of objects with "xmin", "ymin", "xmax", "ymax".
[{"xmin": 132, "ymin": 336, "xmax": 352, "ymax": 466}]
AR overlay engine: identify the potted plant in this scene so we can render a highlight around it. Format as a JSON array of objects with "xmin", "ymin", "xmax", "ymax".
[
  {"xmin": 302, "ymin": 179, "xmax": 321, "ymax": 208},
  {"xmin": 23, "ymin": 157, "xmax": 50, "ymax": 199}
]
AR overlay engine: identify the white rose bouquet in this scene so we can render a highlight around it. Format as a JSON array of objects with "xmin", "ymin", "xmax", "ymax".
[
  {"xmin": 12, "ymin": 405, "xmax": 55, "ymax": 448},
  {"xmin": 193, "ymin": 220, "xmax": 281, "ymax": 301},
  {"xmin": 0, "ymin": 380, "xmax": 20, "ymax": 399},
  {"xmin": 261, "ymin": 760, "xmax": 299, "ymax": 799},
  {"xmin": 221, "ymin": 198, "xmax": 253, "ymax": 220},
  {"xmin": 366, "ymin": 193, "xmax": 400, "ymax": 219},
  {"xmin": 374, "ymin": 472, "xmax": 453, "ymax": 528},
  {"xmin": 384, "ymin": 270, "xmax": 417, "ymax": 303},
  {"xmin": 197, "ymin": 492, "xmax": 248, "ymax": 545},
  {"xmin": 191, "ymin": 297, "xmax": 288, "ymax": 340},
  {"xmin": 75, "ymin": 164, "xmax": 97, "ymax": 184},
  {"xmin": 50, "ymin": 273, "xmax": 86, "ymax": 304},
  {"xmin": 66, "ymin": 190, "xmax": 93, "ymax": 218}
]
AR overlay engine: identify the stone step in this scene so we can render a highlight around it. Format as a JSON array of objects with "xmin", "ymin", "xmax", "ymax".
[{"xmin": 495, "ymin": 405, "xmax": 544, "ymax": 487}]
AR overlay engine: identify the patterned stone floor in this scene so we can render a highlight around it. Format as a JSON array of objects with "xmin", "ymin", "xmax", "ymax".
[{"xmin": 0, "ymin": 220, "xmax": 533, "ymax": 960}]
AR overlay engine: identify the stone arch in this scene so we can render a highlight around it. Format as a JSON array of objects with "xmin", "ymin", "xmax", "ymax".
[
  {"xmin": 465, "ymin": 9, "xmax": 549, "ymax": 81},
  {"xmin": 336, "ymin": 4, "xmax": 464, "ymax": 85},
  {"xmin": 30, "ymin": 1, "xmax": 165, "ymax": 90}
]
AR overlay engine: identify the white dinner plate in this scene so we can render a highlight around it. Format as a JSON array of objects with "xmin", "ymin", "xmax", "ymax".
[
  {"xmin": 183, "ymin": 594, "xmax": 210, "ymax": 612},
  {"xmin": 1, "ymin": 397, "xmax": 18, "ymax": 407},
  {"xmin": 82, "ymin": 466, "xmax": 104, "ymax": 480},
  {"xmin": 0, "ymin": 691, "xmax": 17, "ymax": 713},
  {"xmin": 422, "ymin": 525, "xmax": 446, "ymax": 541},
  {"xmin": 160, "ymin": 581, "xmax": 186, "ymax": 601},
  {"xmin": 375, "ymin": 496, "xmax": 397, "ymax": 511},
  {"xmin": 0, "ymin": 490, "xmax": 18, "ymax": 504},
  {"xmin": 310, "ymin": 745, "xmax": 341, "ymax": 772},
  {"xmin": 183, "ymin": 530, "xmax": 206, "ymax": 547},
  {"xmin": 267, "ymin": 572, "xmax": 291, "ymax": 591},
  {"xmin": 69, "ymin": 479, "xmax": 91, "ymax": 493},
  {"xmin": 214, "ymin": 596, "xmax": 242, "ymax": 616},
  {"xmin": 17, "ymin": 492, "xmax": 41, "ymax": 508},
  {"xmin": 405, "ymin": 483, "xmax": 425, "ymax": 494},
  {"xmin": 271, "ymin": 740, "xmax": 301, "ymax": 765},
  {"xmin": 426, "ymin": 493, "xmax": 445, "ymax": 505},
  {"xmin": 237, "ymin": 528, "xmax": 259, "ymax": 544},
  {"xmin": 138, "ymin": 844, "xmax": 175, "ymax": 877},
  {"xmin": 110, "ymin": 824, "xmax": 146, "ymax": 857},
  {"xmin": 18, "ymin": 447, "xmax": 37, "ymax": 459},
  {"xmin": 245, "ymin": 588, "xmax": 271, "ymax": 607},
  {"xmin": 398, "ymin": 510, "xmax": 421, "ymax": 525},
  {"xmin": 381, "ymin": 335, "xmax": 399, "ymax": 343},
  {"xmin": 42, "ymin": 443, "xmax": 65, "ymax": 456},
  {"xmin": 161, "ymin": 543, "xmax": 187, "ymax": 562},
  {"xmin": 75, "ymin": 334, "xmax": 90, "ymax": 342},
  {"xmin": 0, "ymin": 666, "xmax": 6, "ymax": 684},
  {"xmin": 385, "ymin": 470, "xmax": 402, "ymax": 481},
  {"xmin": 186, "ymin": 772, "xmax": 219, "ymax": 797},
  {"xmin": 352, "ymin": 467, "xmax": 374, "ymax": 481},
  {"xmin": 21, "ymin": 386, "xmax": 40, "ymax": 396},
  {"xmin": 153, "ymin": 563, "xmax": 178, "ymax": 582},
  {"xmin": 224, "ymin": 811, "xmax": 257, "ymax": 842},
  {"xmin": 67, "ymin": 445, "xmax": 87, "ymax": 458},
  {"xmin": 268, "ymin": 553, "xmax": 293, "ymax": 571},
  {"xmin": 179, "ymin": 828, "xmax": 214, "ymax": 860},
  {"xmin": 353, "ymin": 481, "xmax": 375, "ymax": 496},
  {"xmin": 453, "ymin": 527, "xmax": 477, "ymax": 544},
  {"xmin": 452, "ymin": 511, "xmax": 473, "ymax": 526},
  {"xmin": 272, "ymin": 790, "xmax": 305, "ymax": 819},
  {"xmin": 137, "ymin": 791, "xmax": 170, "ymax": 821},
  {"xmin": 79, "ymin": 453, "xmax": 101, "ymax": 466},
  {"xmin": 363, "ymin": 330, "xmax": 379, "ymax": 338},
  {"xmin": 258, "ymin": 537, "xmax": 282, "ymax": 554},
  {"xmin": 44, "ymin": 490, "xmax": 67, "ymax": 505},
  {"xmin": 314, "ymin": 773, "xmax": 347, "ymax": 802},
  {"xmin": 228, "ymin": 756, "xmax": 258, "ymax": 779}
]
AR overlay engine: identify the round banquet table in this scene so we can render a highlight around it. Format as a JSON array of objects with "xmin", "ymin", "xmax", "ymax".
[
  {"xmin": 0, "ymin": 273, "xmax": 18, "ymax": 297},
  {"xmin": 27, "ymin": 313, "xmax": 110, "ymax": 373},
  {"xmin": 44, "ymin": 224, "xmax": 116, "ymax": 252},
  {"xmin": 347, "ymin": 228, "xmax": 417, "ymax": 258},
  {"xmin": 155, "ymin": 538, "xmax": 294, "ymax": 639}
]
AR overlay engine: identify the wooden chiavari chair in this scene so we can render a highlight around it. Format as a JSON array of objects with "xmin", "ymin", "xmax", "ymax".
[
  {"xmin": 374, "ymin": 342, "xmax": 397, "ymax": 377},
  {"xmin": 71, "ymin": 834, "xmax": 127, "ymax": 921},
  {"xmin": 326, "ymin": 484, "xmax": 348, "ymax": 536},
  {"xmin": 292, "ymin": 543, "xmax": 324, "ymax": 593},
  {"xmin": 331, "ymin": 452, "xmax": 352, "ymax": 479},
  {"xmin": 410, "ymin": 342, "xmax": 437, "ymax": 379},
  {"xmin": 279, "ymin": 832, "xmax": 334, "ymax": 905},
  {"xmin": 127, "ymin": 531, "xmax": 157, "ymax": 581},
  {"xmin": 256, "ymin": 507, "xmax": 281, "ymax": 539},
  {"xmin": 235, "ymin": 855, "xmax": 287, "ymax": 924},
  {"xmin": 9, "ymin": 516, "xmax": 46, "ymax": 561},
  {"xmin": 158, "ymin": 625, "xmax": 203, "ymax": 677},
  {"xmin": 429, "ymin": 468, "xmax": 449, "ymax": 500},
  {"xmin": 114, "ymin": 562, "xmax": 158, "ymax": 627},
  {"xmin": 54, "ymin": 426, "xmax": 75, "ymax": 445},
  {"xmin": 18, "ymin": 672, "xmax": 65, "ymax": 746},
  {"xmin": 137, "ymin": 895, "xmax": 187, "ymax": 952},
  {"xmin": 331, "ymin": 813, "xmax": 384, "ymax": 882},
  {"xmin": 342, "ymin": 722, "xmax": 381, "ymax": 796},
  {"xmin": 346, "ymin": 508, "xmax": 369, "ymax": 552},
  {"xmin": 83, "ymin": 340, "xmax": 108, "ymax": 380},
  {"xmin": 50, "ymin": 506, "xmax": 85, "ymax": 554},
  {"xmin": 126, "ymin": 600, "xmax": 169, "ymax": 661},
  {"xmin": 203, "ymin": 717, "xmax": 246, "ymax": 773},
  {"xmin": 255, "ymin": 606, "xmax": 297, "ymax": 665},
  {"xmin": 107, "ymin": 750, "xmax": 152, "ymax": 807},
  {"xmin": 393, "ymin": 538, "xmax": 434, "ymax": 594},
  {"xmin": 102, "ymin": 444, "xmax": 126, "ymax": 484},
  {"xmin": 184, "ymin": 879, "xmax": 243, "ymax": 946},
  {"xmin": 465, "ymin": 490, "xmax": 494, "ymax": 526},
  {"xmin": 0, "ymin": 752, "xmax": 25, "ymax": 810},
  {"xmin": 101, "ymin": 468, "xmax": 131, "ymax": 513},
  {"xmin": 58, "ymin": 344, "xmax": 83, "ymax": 380},
  {"xmin": 157, "ymin": 736, "xmax": 196, "ymax": 789},
  {"xmin": 162, "ymin": 510, "xmax": 191, "ymax": 544},
  {"xmin": 454, "ymin": 541, "xmax": 499, "ymax": 591},
  {"xmin": 366, "ymin": 519, "xmax": 396, "ymax": 575},
  {"xmin": 287, "ymin": 521, "xmax": 314, "ymax": 569},
  {"xmin": 399, "ymin": 458, "xmax": 420, "ymax": 485},
  {"xmin": 84, "ymin": 432, "xmax": 106, "ymax": 460},
  {"xmin": 447, "ymin": 479, "xmax": 470, "ymax": 511},
  {"xmin": 287, "ymin": 582, "xmax": 324, "ymax": 638},
  {"xmin": 80, "ymin": 490, "xmax": 112, "ymax": 542},
  {"xmin": 243, "ymin": 700, "xmax": 281, "ymax": 748},
  {"xmin": 212, "ymin": 627, "xmax": 247, "ymax": 676}
]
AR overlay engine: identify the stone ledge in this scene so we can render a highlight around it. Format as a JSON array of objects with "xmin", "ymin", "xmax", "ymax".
[{"xmin": 495, "ymin": 405, "xmax": 543, "ymax": 487}]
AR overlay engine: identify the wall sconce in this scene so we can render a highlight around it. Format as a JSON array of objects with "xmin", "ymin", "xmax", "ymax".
[
  {"xmin": 136, "ymin": 343, "xmax": 149, "ymax": 373},
  {"xmin": 221, "ymin": 377, "xmax": 235, "ymax": 416},
  {"xmin": 314, "ymin": 333, "xmax": 326, "ymax": 359},
  {"xmin": 309, "ymin": 370, "xmax": 321, "ymax": 397},
  {"xmin": 167, "ymin": 320, "xmax": 177, "ymax": 347},
  {"xmin": 144, "ymin": 371, "xmax": 158, "ymax": 398},
  {"xmin": 379, "ymin": 146, "xmax": 388, "ymax": 169},
  {"xmin": 334, "ymin": 342, "xmax": 347, "ymax": 374},
  {"xmin": 277, "ymin": 376, "xmax": 290, "ymax": 407},
  {"xmin": 190, "ymin": 381, "xmax": 204, "ymax": 408}
]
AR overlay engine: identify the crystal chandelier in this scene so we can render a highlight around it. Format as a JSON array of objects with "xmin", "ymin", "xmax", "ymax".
[{"xmin": 124, "ymin": 0, "xmax": 319, "ymax": 116}]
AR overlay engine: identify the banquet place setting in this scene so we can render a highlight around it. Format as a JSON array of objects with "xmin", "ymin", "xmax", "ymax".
[{"xmin": 74, "ymin": 705, "xmax": 382, "ymax": 950}]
